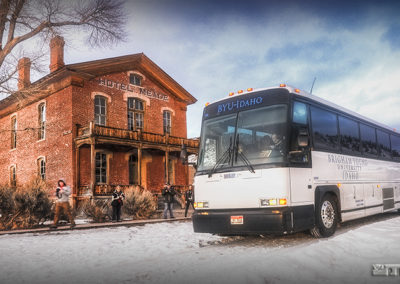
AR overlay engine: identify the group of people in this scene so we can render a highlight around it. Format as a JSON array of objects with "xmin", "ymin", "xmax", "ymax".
[
  {"xmin": 50, "ymin": 179, "xmax": 195, "ymax": 228},
  {"xmin": 162, "ymin": 183, "xmax": 194, "ymax": 219}
]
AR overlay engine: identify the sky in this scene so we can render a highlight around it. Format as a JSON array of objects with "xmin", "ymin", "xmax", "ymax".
[{"xmin": 18, "ymin": 0, "xmax": 400, "ymax": 137}]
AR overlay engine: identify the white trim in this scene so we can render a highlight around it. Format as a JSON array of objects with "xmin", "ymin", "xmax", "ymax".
[
  {"xmin": 127, "ymin": 71, "xmax": 146, "ymax": 81},
  {"xmin": 161, "ymin": 107, "xmax": 175, "ymax": 116},
  {"xmin": 37, "ymin": 155, "xmax": 46, "ymax": 162},
  {"xmin": 91, "ymin": 92, "xmax": 112, "ymax": 103},
  {"xmin": 123, "ymin": 92, "xmax": 150, "ymax": 106},
  {"xmin": 36, "ymin": 99, "xmax": 46, "ymax": 107},
  {"xmin": 8, "ymin": 164, "xmax": 17, "ymax": 170},
  {"xmin": 37, "ymin": 101, "xmax": 46, "ymax": 141},
  {"xmin": 10, "ymin": 114, "xmax": 17, "ymax": 150}
]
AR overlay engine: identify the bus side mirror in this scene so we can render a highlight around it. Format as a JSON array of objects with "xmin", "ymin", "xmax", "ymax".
[
  {"xmin": 297, "ymin": 135, "xmax": 309, "ymax": 147},
  {"xmin": 297, "ymin": 129, "xmax": 309, "ymax": 147}
]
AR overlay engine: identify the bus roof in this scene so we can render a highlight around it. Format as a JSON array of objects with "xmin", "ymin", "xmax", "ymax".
[{"xmin": 206, "ymin": 85, "xmax": 397, "ymax": 134}]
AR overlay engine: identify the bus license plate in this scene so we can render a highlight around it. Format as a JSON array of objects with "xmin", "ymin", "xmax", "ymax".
[{"xmin": 231, "ymin": 215, "xmax": 243, "ymax": 225}]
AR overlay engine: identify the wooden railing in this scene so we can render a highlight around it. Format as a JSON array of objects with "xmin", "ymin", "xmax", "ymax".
[
  {"xmin": 94, "ymin": 184, "xmax": 131, "ymax": 196},
  {"xmin": 77, "ymin": 124, "xmax": 199, "ymax": 148},
  {"xmin": 77, "ymin": 184, "xmax": 189, "ymax": 197}
]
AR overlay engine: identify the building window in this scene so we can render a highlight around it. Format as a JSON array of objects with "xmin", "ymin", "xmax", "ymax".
[
  {"xmin": 38, "ymin": 158, "xmax": 46, "ymax": 180},
  {"xmin": 95, "ymin": 152, "xmax": 107, "ymax": 184},
  {"xmin": 10, "ymin": 166, "xmax": 16, "ymax": 187},
  {"xmin": 38, "ymin": 103, "xmax": 46, "ymax": 140},
  {"xmin": 129, "ymin": 74, "xmax": 142, "ymax": 86},
  {"xmin": 11, "ymin": 116, "xmax": 17, "ymax": 149},
  {"xmin": 163, "ymin": 111, "xmax": 171, "ymax": 134},
  {"xmin": 129, "ymin": 155, "xmax": 138, "ymax": 185},
  {"xmin": 94, "ymin": 95, "xmax": 107, "ymax": 126},
  {"xmin": 127, "ymin": 98, "xmax": 144, "ymax": 130}
]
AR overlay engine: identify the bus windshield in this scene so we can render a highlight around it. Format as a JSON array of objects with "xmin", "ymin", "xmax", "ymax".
[{"xmin": 197, "ymin": 104, "xmax": 288, "ymax": 172}]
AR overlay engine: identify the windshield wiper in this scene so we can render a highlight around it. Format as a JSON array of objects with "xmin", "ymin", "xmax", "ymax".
[
  {"xmin": 234, "ymin": 135, "xmax": 255, "ymax": 174},
  {"xmin": 208, "ymin": 137, "xmax": 233, "ymax": 177}
]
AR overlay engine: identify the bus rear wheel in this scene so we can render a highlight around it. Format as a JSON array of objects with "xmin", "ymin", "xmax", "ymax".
[{"xmin": 310, "ymin": 194, "xmax": 338, "ymax": 238}]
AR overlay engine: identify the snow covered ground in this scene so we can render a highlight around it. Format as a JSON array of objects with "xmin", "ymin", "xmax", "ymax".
[{"xmin": 1, "ymin": 213, "xmax": 400, "ymax": 284}]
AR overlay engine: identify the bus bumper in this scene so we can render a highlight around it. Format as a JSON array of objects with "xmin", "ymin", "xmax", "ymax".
[{"xmin": 192, "ymin": 206, "xmax": 314, "ymax": 235}]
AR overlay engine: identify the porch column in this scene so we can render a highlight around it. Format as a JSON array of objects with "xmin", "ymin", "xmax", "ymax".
[
  {"xmin": 74, "ymin": 145, "xmax": 80, "ymax": 208},
  {"xmin": 90, "ymin": 138, "xmax": 95, "ymax": 196},
  {"xmin": 137, "ymin": 147, "xmax": 142, "ymax": 186},
  {"xmin": 165, "ymin": 149, "xmax": 169, "ymax": 184}
]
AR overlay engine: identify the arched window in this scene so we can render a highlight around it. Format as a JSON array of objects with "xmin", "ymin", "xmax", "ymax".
[
  {"xmin": 94, "ymin": 95, "xmax": 107, "ymax": 126},
  {"xmin": 127, "ymin": 98, "xmax": 144, "ymax": 130},
  {"xmin": 37, "ymin": 158, "xmax": 46, "ymax": 180},
  {"xmin": 11, "ymin": 116, "xmax": 17, "ymax": 149},
  {"xmin": 10, "ymin": 165, "xmax": 16, "ymax": 187},
  {"xmin": 129, "ymin": 155, "xmax": 138, "ymax": 185},
  {"xmin": 38, "ymin": 103, "xmax": 46, "ymax": 140},
  {"xmin": 129, "ymin": 74, "xmax": 142, "ymax": 86},
  {"xmin": 163, "ymin": 111, "xmax": 171, "ymax": 134}
]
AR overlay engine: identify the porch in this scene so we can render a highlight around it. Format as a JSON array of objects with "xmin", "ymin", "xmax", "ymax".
[{"xmin": 73, "ymin": 122, "xmax": 198, "ymax": 199}]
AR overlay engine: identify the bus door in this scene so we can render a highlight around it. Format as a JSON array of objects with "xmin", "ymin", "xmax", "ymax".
[{"xmin": 289, "ymin": 101, "xmax": 313, "ymax": 204}]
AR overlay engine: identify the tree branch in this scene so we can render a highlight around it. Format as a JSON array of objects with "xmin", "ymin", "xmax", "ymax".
[
  {"xmin": 0, "ymin": 0, "xmax": 11, "ymax": 51},
  {"xmin": 7, "ymin": 0, "xmax": 26, "ymax": 44}
]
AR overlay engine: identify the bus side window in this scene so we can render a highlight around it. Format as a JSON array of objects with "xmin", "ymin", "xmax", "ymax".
[
  {"xmin": 377, "ymin": 130, "xmax": 391, "ymax": 159},
  {"xmin": 338, "ymin": 116, "xmax": 361, "ymax": 155},
  {"xmin": 360, "ymin": 124, "xmax": 378, "ymax": 157},
  {"xmin": 310, "ymin": 106, "xmax": 339, "ymax": 151},
  {"xmin": 391, "ymin": 134, "xmax": 400, "ymax": 161}
]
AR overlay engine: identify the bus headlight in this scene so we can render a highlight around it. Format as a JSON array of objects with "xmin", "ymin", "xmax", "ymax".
[
  {"xmin": 260, "ymin": 199, "xmax": 277, "ymax": 206},
  {"xmin": 194, "ymin": 202, "xmax": 209, "ymax": 209},
  {"xmin": 260, "ymin": 198, "xmax": 287, "ymax": 207}
]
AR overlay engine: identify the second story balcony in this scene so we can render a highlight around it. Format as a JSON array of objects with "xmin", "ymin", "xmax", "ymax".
[{"xmin": 75, "ymin": 122, "xmax": 199, "ymax": 153}]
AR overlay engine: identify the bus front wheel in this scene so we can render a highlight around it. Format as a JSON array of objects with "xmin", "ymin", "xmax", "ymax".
[{"xmin": 310, "ymin": 194, "xmax": 338, "ymax": 238}]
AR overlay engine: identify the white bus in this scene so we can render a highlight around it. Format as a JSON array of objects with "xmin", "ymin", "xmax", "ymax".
[{"xmin": 192, "ymin": 85, "xmax": 400, "ymax": 237}]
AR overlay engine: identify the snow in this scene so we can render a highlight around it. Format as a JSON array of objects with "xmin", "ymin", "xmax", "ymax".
[{"xmin": 1, "ymin": 214, "xmax": 400, "ymax": 284}]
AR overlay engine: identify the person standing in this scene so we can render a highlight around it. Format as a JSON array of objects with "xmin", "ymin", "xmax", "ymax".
[
  {"xmin": 51, "ymin": 178, "xmax": 75, "ymax": 229},
  {"xmin": 111, "ymin": 187, "xmax": 125, "ymax": 222},
  {"xmin": 162, "ymin": 183, "xmax": 175, "ymax": 219},
  {"xmin": 184, "ymin": 185, "xmax": 195, "ymax": 217}
]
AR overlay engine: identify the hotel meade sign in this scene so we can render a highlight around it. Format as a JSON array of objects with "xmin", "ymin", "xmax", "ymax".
[{"xmin": 98, "ymin": 78, "xmax": 169, "ymax": 102}]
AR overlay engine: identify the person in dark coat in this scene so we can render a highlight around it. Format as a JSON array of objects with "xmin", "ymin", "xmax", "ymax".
[
  {"xmin": 184, "ymin": 185, "xmax": 195, "ymax": 217},
  {"xmin": 111, "ymin": 187, "xmax": 125, "ymax": 222},
  {"xmin": 162, "ymin": 183, "xmax": 175, "ymax": 219}
]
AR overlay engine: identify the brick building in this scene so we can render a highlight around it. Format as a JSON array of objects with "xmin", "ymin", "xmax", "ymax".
[{"xmin": 0, "ymin": 36, "xmax": 198, "ymax": 205}]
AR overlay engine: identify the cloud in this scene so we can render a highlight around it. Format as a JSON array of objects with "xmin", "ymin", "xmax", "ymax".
[{"xmin": 7, "ymin": 0, "xmax": 399, "ymax": 138}]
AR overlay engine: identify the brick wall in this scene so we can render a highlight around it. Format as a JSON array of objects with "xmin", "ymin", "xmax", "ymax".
[
  {"xmin": 0, "ymin": 87, "xmax": 74, "ymax": 191},
  {"xmin": 0, "ymin": 66, "xmax": 192, "ymax": 196},
  {"xmin": 72, "ymin": 72, "xmax": 188, "ymax": 138}
]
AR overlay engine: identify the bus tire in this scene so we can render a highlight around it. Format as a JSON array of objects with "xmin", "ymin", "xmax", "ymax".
[{"xmin": 310, "ymin": 194, "xmax": 338, "ymax": 238}]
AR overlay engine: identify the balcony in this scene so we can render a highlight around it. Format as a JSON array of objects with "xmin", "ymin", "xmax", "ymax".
[
  {"xmin": 76, "ymin": 123, "xmax": 199, "ymax": 152},
  {"xmin": 77, "ymin": 184, "xmax": 190, "ymax": 197}
]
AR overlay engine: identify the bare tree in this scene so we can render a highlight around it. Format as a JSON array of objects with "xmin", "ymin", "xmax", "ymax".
[{"xmin": 0, "ymin": 0, "xmax": 126, "ymax": 97}]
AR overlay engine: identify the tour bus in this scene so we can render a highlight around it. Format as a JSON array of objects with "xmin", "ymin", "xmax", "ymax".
[{"xmin": 192, "ymin": 84, "xmax": 400, "ymax": 237}]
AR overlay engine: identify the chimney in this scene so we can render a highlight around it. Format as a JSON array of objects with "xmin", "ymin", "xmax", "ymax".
[
  {"xmin": 18, "ymin": 57, "xmax": 31, "ymax": 90},
  {"xmin": 49, "ymin": 36, "xmax": 65, "ymax": 73}
]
